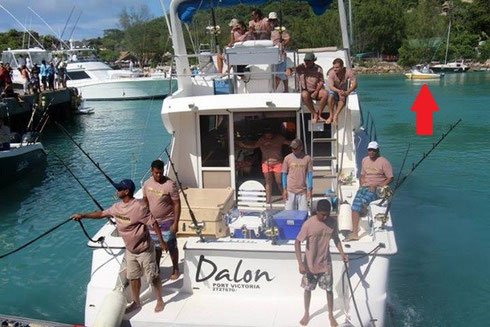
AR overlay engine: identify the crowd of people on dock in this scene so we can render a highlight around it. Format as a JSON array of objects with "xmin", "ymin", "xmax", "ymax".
[{"xmin": 0, "ymin": 56, "xmax": 67, "ymax": 97}]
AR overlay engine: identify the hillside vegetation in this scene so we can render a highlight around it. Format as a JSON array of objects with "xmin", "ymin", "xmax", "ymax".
[{"xmin": 1, "ymin": 0, "xmax": 489, "ymax": 67}]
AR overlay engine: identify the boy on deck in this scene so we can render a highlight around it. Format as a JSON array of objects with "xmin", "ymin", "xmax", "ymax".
[{"xmin": 295, "ymin": 200, "xmax": 348, "ymax": 326}]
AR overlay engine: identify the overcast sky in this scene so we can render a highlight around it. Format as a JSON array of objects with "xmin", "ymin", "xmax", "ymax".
[{"xmin": 0, "ymin": 0, "xmax": 171, "ymax": 40}]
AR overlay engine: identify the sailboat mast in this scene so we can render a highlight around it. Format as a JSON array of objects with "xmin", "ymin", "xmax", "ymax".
[{"xmin": 444, "ymin": 18, "xmax": 451, "ymax": 65}]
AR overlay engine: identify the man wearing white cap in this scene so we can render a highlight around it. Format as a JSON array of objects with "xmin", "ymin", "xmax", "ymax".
[
  {"xmin": 347, "ymin": 141, "xmax": 393, "ymax": 241},
  {"xmin": 269, "ymin": 11, "xmax": 291, "ymax": 92}
]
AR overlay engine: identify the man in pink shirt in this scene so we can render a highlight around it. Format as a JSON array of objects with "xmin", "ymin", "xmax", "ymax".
[
  {"xmin": 295, "ymin": 200, "xmax": 348, "ymax": 326},
  {"xmin": 71, "ymin": 179, "xmax": 166, "ymax": 313},
  {"xmin": 269, "ymin": 12, "xmax": 291, "ymax": 92},
  {"xmin": 288, "ymin": 53, "xmax": 328, "ymax": 123},
  {"xmin": 347, "ymin": 141, "xmax": 393, "ymax": 241},
  {"xmin": 143, "ymin": 159, "xmax": 181, "ymax": 280},
  {"xmin": 327, "ymin": 58, "xmax": 357, "ymax": 124}
]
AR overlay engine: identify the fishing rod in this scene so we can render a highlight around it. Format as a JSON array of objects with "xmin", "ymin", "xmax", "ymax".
[
  {"xmin": 0, "ymin": 218, "xmax": 72, "ymax": 259},
  {"xmin": 0, "ymin": 4, "xmax": 44, "ymax": 49},
  {"xmin": 379, "ymin": 119, "xmax": 462, "ymax": 225},
  {"xmin": 27, "ymin": 6, "xmax": 70, "ymax": 50},
  {"xmin": 59, "ymin": 5, "xmax": 75, "ymax": 41},
  {"xmin": 55, "ymin": 121, "xmax": 117, "ymax": 188},
  {"xmin": 378, "ymin": 143, "xmax": 411, "ymax": 207},
  {"xmin": 164, "ymin": 147, "xmax": 205, "ymax": 242},
  {"xmin": 51, "ymin": 150, "xmax": 114, "ymax": 226},
  {"xmin": 68, "ymin": 11, "xmax": 83, "ymax": 41}
]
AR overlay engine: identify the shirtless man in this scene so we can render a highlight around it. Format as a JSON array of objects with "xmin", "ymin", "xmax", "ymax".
[
  {"xmin": 237, "ymin": 127, "xmax": 290, "ymax": 203},
  {"xmin": 327, "ymin": 58, "xmax": 357, "ymax": 124}
]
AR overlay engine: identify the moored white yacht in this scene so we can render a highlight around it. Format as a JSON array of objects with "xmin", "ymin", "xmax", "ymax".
[
  {"xmin": 57, "ymin": 47, "xmax": 177, "ymax": 101},
  {"xmin": 1, "ymin": 47, "xmax": 176, "ymax": 100},
  {"xmin": 83, "ymin": 1, "xmax": 397, "ymax": 326}
]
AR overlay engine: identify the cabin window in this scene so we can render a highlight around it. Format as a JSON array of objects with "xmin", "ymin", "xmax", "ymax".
[
  {"xmin": 66, "ymin": 71, "xmax": 91, "ymax": 80},
  {"xmin": 200, "ymin": 115, "xmax": 230, "ymax": 167}
]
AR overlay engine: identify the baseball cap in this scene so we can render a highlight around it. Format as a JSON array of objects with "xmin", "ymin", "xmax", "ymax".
[
  {"xmin": 268, "ymin": 12, "xmax": 278, "ymax": 20},
  {"xmin": 290, "ymin": 138, "xmax": 303, "ymax": 149},
  {"xmin": 367, "ymin": 141, "xmax": 379, "ymax": 150},
  {"xmin": 228, "ymin": 18, "xmax": 238, "ymax": 26},
  {"xmin": 114, "ymin": 179, "xmax": 135, "ymax": 194},
  {"xmin": 304, "ymin": 53, "xmax": 316, "ymax": 61}
]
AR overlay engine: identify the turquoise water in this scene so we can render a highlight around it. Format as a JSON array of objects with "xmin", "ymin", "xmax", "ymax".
[{"xmin": 0, "ymin": 73, "xmax": 489, "ymax": 326}]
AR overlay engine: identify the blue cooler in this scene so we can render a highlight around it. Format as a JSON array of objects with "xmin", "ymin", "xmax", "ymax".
[{"xmin": 273, "ymin": 210, "xmax": 309, "ymax": 240}]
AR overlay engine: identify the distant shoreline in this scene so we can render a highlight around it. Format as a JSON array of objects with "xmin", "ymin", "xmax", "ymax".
[{"xmin": 353, "ymin": 60, "xmax": 490, "ymax": 74}]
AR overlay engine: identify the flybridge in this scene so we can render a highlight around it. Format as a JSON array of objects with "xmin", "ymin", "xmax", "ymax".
[{"xmin": 174, "ymin": 0, "xmax": 333, "ymax": 23}]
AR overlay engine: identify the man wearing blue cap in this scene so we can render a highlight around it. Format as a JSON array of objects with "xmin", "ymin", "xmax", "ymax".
[{"xmin": 71, "ymin": 179, "xmax": 166, "ymax": 313}]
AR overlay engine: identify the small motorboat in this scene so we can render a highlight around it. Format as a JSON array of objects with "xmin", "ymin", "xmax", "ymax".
[{"xmin": 405, "ymin": 65, "xmax": 443, "ymax": 80}]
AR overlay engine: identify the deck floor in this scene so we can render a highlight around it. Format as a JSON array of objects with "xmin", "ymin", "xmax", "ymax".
[{"xmin": 122, "ymin": 239, "xmax": 350, "ymax": 327}]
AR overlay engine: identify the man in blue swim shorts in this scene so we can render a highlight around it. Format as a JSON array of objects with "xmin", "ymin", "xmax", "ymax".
[
  {"xmin": 143, "ymin": 159, "xmax": 181, "ymax": 279},
  {"xmin": 347, "ymin": 141, "xmax": 393, "ymax": 241}
]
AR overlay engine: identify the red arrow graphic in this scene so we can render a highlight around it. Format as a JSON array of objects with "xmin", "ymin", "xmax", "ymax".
[{"xmin": 411, "ymin": 84, "xmax": 440, "ymax": 135}]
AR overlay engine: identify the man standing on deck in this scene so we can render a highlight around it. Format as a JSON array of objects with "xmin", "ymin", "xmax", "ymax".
[
  {"xmin": 295, "ymin": 199, "xmax": 348, "ymax": 327},
  {"xmin": 237, "ymin": 127, "xmax": 290, "ymax": 203},
  {"xmin": 282, "ymin": 139, "xmax": 312, "ymax": 211},
  {"xmin": 249, "ymin": 8, "xmax": 271, "ymax": 40},
  {"xmin": 143, "ymin": 159, "xmax": 181, "ymax": 280},
  {"xmin": 71, "ymin": 179, "xmax": 166, "ymax": 313},
  {"xmin": 346, "ymin": 141, "xmax": 393, "ymax": 241},
  {"xmin": 269, "ymin": 12, "xmax": 291, "ymax": 92}
]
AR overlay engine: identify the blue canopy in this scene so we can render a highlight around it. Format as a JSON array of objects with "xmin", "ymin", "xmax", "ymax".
[{"xmin": 177, "ymin": 0, "xmax": 333, "ymax": 23}]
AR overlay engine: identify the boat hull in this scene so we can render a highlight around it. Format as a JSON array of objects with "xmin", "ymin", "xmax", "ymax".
[
  {"xmin": 0, "ymin": 143, "xmax": 46, "ymax": 186},
  {"xmin": 405, "ymin": 72, "xmax": 441, "ymax": 80},
  {"xmin": 85, "ymin": 228, "xmax": 392, "ymax": 327},
  {"xmin": 68, "ymin": 78, "xmax": 177, "ymax": 101}
]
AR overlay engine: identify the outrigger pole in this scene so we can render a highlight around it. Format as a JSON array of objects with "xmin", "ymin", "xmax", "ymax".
[
  {"xmin": 55, "ymin": 121, "xmax": 117, "ymax": 188},
  {"xmin": 164, "ymin": 147, "xmax": 205, "ymax": 242},
  {"xmin": 0, "ymin": 4, "xmax": 44, "ymax": 49},
  {"xmin": 380, "ymin": 119, "xmax": 462, "ymax": 225},
  {"xmin": 51, "ymin": 151, "xmax": 114, "ymax": 226}
]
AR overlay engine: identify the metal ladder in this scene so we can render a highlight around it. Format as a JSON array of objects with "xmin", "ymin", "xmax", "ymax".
[{"xmin": 301, "ymin": 107, "xmax": 339, "ymax": 201}]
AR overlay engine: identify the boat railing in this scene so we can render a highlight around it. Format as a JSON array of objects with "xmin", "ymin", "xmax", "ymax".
[
  {"xmin": 360, "ymin": 101, "xmax": 378, "ymax": 142},
  {"xmin": 169, "ymin": 50, "xmax": 301, "ymax": 96}
]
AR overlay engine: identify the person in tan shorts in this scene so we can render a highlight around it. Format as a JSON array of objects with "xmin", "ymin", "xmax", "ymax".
[{"xmin": 72, "ymin": 179, "xmax": 166, "ymax": 313}]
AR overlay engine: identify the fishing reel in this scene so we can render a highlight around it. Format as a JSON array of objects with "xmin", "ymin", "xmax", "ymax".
[
  {"xmin": 376, "ymin": 185, "xmax": 393, "ymax": 202},
  {"xmin": 375, "ymin": 213, "xmax": 389, "ymax": 225}
]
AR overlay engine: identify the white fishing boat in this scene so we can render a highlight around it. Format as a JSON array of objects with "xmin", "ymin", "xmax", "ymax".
[
  {"xmin": 1, "ymin": 47, "xmax": 177, "ymax": 101},
  {"xmin": 83, "ymin": 1, "xmax": 397, "ymax": 326},
  {"xmin": 58, "ymin": 47, "xmax": 177, "ymax": 101}
]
